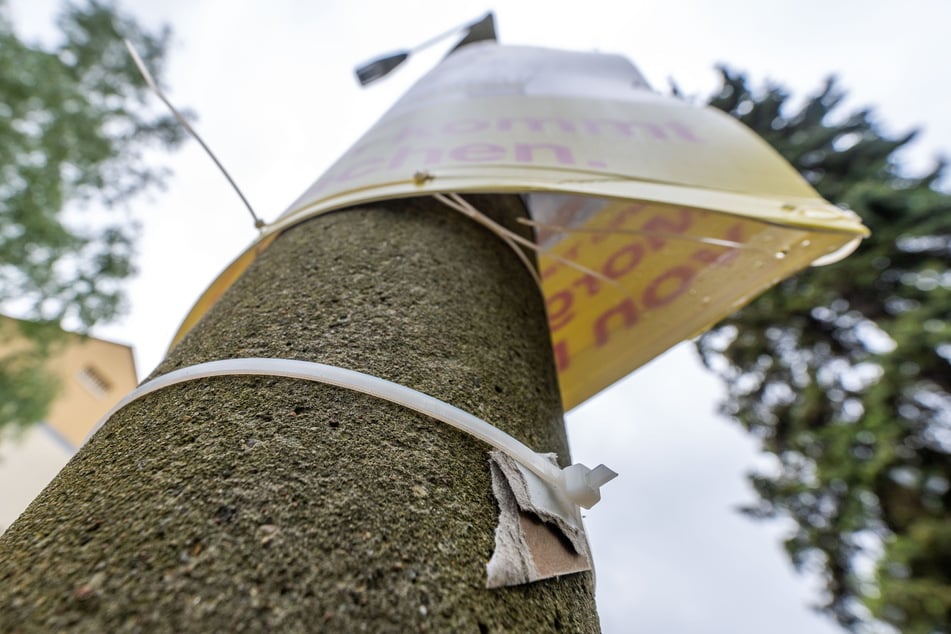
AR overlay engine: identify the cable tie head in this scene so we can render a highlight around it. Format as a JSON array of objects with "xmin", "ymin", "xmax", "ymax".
[{"xmin": 562, "ymin": 463, "xmax": 618, "ymax": 509}]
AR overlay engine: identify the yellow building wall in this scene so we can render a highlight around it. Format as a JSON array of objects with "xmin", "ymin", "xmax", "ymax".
[
  {"xmin": 44, "ymin": 336, "xmax": 138, "ymax": 447},
  {"xmin": 1, "ymin": 319, "xmax": 138, "ymax": 447},
  {"xmin": 1, "ymin": 321, "xmax": 138, "ymax": 532}
]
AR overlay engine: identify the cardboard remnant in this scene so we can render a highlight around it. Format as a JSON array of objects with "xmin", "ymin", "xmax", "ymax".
[{"xmin": 486, "ymin": 451, "xmax": 592, "ymax": 588}]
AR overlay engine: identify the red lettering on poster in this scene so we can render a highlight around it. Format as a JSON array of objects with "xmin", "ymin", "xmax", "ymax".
[
  {"xmin": 640, "ymin": 207, "xmax": 694, "ymax": 251},
  {"xmin": 593, "ymin": 299, "xmax": 639, "ymax": 346},
  {"xmin": 449, "ymin": 143, "xmax": 506, "ymax": 162},
  {"xmin": 571, "ymin": 274, "xmax": 601, "ymax": 297},
  {"xmin": 552, "ymin": 339, "xmax": 570, "ymax": 372},
  {"xmin": 603, "ymin": 241, "xmax": 645, "ymax": 279},
  {"xmin": 643, "ymin": 265, "xmax": 695, "ymax": 308},
  {"xmin": 591, "ymin": 203, "xmax": 646, "ymax": 245},
  {"xmin": 514, "ymin": 143, "xmax": 575, "ymax": 165},
  {"xmin": 547, "ymin": 290, "xmax": 575, "ymax": 331}
]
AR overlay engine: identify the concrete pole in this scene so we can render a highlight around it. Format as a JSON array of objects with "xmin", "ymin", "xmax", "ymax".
[{"xmin": 0, "ymin": 195, "xmax": 600, "ymax": 632}]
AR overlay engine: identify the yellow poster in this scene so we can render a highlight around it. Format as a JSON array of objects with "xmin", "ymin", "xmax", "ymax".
[{"xmin": 172, "ymin": 43, "xmax": 867, "ymax": 410}]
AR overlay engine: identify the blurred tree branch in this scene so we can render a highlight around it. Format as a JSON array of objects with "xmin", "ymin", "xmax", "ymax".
[{"xmin": 0, "ymin": 0, "xmax": 186, "ymax": 429}]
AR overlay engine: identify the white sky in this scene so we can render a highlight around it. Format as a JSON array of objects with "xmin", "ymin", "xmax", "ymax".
[{"xmin": 8, "ymin": 1, "xmax": 951, "ymax": 632}]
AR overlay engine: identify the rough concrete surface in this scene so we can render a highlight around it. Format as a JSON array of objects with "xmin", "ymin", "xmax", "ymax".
[{"xmin": 0, "ymin": 195, "xmax": 600, "ymax": 632}]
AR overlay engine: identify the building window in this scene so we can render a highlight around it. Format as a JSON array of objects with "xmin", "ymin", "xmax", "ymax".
[{"xmin": 77, "ymin": 365, "xmax": 112, "ymax": 399}]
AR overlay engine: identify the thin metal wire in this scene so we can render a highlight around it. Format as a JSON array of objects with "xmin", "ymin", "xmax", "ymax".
[
  {"xmin": 408, "ymin": 14, "xmax": 485, "ymax": 54},
  {"xmin": 123, "ymin": 40, "xmax": 265, "ymax": 231}
]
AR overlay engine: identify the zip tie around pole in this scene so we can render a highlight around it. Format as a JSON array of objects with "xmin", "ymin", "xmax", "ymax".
[{"xmin": 86, "ymin": 358, "xmax": 617, "ymax": 509}]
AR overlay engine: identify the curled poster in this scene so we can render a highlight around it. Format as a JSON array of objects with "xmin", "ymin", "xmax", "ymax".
[{"xmin": 172, "ymin": 42, "xmax": 867, "ymax": 410}]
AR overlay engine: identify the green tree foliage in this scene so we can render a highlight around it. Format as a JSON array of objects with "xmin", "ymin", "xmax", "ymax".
[
  {"xmin": 698, "ymin": 68, "xmax": 950, "ymax": 632},
  {"xmin": 0, "ymin": 0, "xmax": 184, "ymax": 429},
  {"xmin": 0, "ymin": 319, "xmax": 62, "ymax": 434}
]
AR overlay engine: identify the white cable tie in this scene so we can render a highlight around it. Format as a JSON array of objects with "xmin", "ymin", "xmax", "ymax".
[{"xmin": 85, "ymin": 358, "xmax": 616, "ymax": 509}]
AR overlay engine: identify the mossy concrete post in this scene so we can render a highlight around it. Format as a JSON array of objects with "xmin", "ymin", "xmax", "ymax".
[{"xmin": 0, "ymin": 196, "xmax": 600, "ymax": 632}]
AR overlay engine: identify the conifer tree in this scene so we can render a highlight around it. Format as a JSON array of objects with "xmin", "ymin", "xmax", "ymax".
[{"xmin": 699, "ymin": 68, "xmax": 951, "ymax": 632}]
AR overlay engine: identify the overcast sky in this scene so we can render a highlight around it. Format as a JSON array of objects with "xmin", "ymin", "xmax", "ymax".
[{"xmin": 9, "ymin": 1, "xmax": 951, "ymax": 632}]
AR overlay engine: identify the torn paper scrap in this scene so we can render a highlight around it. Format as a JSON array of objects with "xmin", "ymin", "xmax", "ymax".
[{"xmin": 485, "ymin": 450, "xmax": 593, "ymax": 588}]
